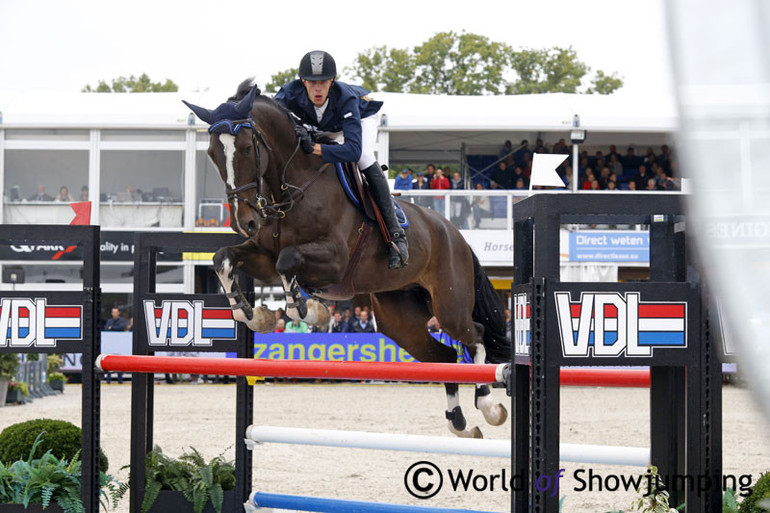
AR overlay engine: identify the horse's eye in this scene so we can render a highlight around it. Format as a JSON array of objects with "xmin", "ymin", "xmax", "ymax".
[{"xmin": 241, "ymin": 146, "xmax": 251, "ymax": 157}]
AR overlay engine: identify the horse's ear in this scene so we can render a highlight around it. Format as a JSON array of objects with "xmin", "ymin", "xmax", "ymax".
[
  {"xmin": 234, "ymin": 86, "xmax": 259, "ymax": 118},
  {"xmin": 182, "ymin": 100, "xmax": 213, "ymax": 124}
]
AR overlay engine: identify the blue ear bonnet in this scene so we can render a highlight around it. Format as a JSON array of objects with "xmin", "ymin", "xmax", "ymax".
[
  {"xmin": 182, "ymin": 85, "xmax": 258, "ymax": 127},
  {"xmin": 208, "ymin": 119, "xmax": 253, "ymax": 135}
]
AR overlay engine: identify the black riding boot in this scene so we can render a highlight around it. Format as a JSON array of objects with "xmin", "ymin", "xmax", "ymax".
[{"xmin": 361, "ymin": 162, "xmax": 409, "ymax": 269}]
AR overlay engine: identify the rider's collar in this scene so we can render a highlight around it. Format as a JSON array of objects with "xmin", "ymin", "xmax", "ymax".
[{"xmin": 208, "ymin": 119, "xmax": 253, "ymax": 135}]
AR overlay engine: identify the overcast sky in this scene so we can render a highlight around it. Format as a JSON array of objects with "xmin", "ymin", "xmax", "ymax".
[{"xmin": 0, "ymin": 0, "xmax": 673, "ymax": 98}]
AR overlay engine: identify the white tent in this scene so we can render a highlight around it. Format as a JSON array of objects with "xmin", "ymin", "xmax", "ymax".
[{"xmin": 0, "ymin": 88, "xmax": 678, "ymax": 161}]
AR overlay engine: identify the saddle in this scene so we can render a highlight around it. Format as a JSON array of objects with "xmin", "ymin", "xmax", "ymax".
[{"xmin": 335, "ymin": 162, "xmax": 408, "ymax": 229}]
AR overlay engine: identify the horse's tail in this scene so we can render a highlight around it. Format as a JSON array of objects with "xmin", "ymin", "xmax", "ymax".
[{"xmin": 471, "ymin": 250, "xmax": 511, "ymax": 363}]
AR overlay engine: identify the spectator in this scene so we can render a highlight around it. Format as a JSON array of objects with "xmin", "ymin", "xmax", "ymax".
[
  {"xmin": 552, "ymin": 138, "xmax": 570, "ymax": 155},
  {"xmin": 622, "ymin": 146, "xmax": 641, "ymax": 173},
  {"xmin": 274, "ymin": 319, "xmax": 286, "ymax": 333},
  {"xmin": 104, "ymin": 307, "xmax": 129, "ymax": 331},
  {"xmin": 330, "ymin": 311, "xmax": 348, "ymax": 333},
  {"xmin": 54, "ymin": 186, "xmax": 74, "ymax": 202},
  {"xmin": 430, "ymin": 168, "xmax": 450, "ymax": 212},
  {"xmin": 499, "ymin": 140, "xmax": 514, "ymax": 160},
  {"xmin": 491, "ymin": 162, "xmax": 514, "ymax": 189},
  {"xmin": 471, "ymin": 183, "xmax": 492, "ymax": 228},
  {"xmin": 658, "ymin": 144, "xmax": 672, "ymax": 173},
  {"xmin": 513, "ymin": 177, "xmax": 526, "ymax": 190},
  {"xmin": 646, "ymin": 178, "xmax": 659, "ymax": 191},
  {"xmin": 627, "ymin": 180, "xmax": 637, "ymax": 191},
  {"xmin": 633, "ymin": 164, "xmax": 652, "ymax": 191},
  {"xmin": 427, "ymin": 316, "xmax": 441, "ymax": 334},
  {"xmin": 413, "ymin": 172, "xmax": 431, "ymax": 209},
  {"xmin": 80, "ymin": 185, "xmax": 89, "ymax": 201},
  {"xmin": 504, "ymin": 308, "xmax": 512, "ymax": 341},
  {"xmin": 608, "ymin": 153, "xmax": 623, "ymax": 177},
  {"xmin": 351, "ymin": 310, "xmax": 375, "ymax": 333},
  {"xmin": 449, "ymin": 171, "xmax": 470, "ymax": 228},
  {"xmin": 103, "ymin": 307, "xmax": 127, "ymax": 384},
  {"xmin": 512, "ymin": 139, "xmax": 529, "ymax": 165},
  {"xmin": 430, "ymin": 168, "xmax": 450, "ymax": 190},
  {"xmin": 285, "ymin": 319, "xmax": 309, "ymax": 333},
  {"xmin": 393, "ymin": 168, "xmax": 413, "ymax": 190},
  {"xmin": 28, "ymin": 184, "xmax": 53, "ymax": 202},
  {"xmin": 342, "ymin": 308, "xmax": 354, "ymax": 331},
  {"xmin": 424, "ymin": 164, "xmax": 436, "ymax": 183},
  {"xmin": 450, "ymin": 171, "xmax": 464, "ymax": 190}
]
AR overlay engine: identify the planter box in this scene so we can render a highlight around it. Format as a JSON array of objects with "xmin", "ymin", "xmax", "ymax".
[
  {"xmin": 0, "ymin": 504, "xmax": 64, "ymax": 512},
  {"xmin": 0, "ymin": 379, "xmax": 8, "ymax": 407},
  {"xmin": 49, "ymin": 380, "xmax": 64, "ymax": 392},
  {"xmin": 147, "ymin": 490, "xmax": 237, "ymax": 513},
  {"xmin": 5, "ymin": 388, "xmax": 24, "ymax": 405}
]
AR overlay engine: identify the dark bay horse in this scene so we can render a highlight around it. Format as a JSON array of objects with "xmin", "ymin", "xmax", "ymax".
[{"xmin": 184, "ymin": 81, "xmax": 510, "ymax": 438}]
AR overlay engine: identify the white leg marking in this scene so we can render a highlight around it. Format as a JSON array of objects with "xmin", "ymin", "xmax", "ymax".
[
  {"xmin": 445, "ymin": 390, "xmax": 483, "ymax": 438},
  {"xmin": 215, "ymin": 255, "xmax": 274, "ymax": 332},
  {"xmin": 472, "ymin": 343, "xmax": 508, "ymax": 426}
]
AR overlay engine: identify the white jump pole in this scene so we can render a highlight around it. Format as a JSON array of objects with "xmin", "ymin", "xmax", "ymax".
[{"xmin": 245, "ymin": 426, "xmax": 649, "ymax": 467}]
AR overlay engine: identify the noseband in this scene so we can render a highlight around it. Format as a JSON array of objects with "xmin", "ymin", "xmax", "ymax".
[{"xmin": 211, "ymin": 118, "xmax": 320, "ymax": 220}]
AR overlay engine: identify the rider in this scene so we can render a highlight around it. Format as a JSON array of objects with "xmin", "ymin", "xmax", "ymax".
[{"xmin": 273, "ymin": 50, "xmax": 408, "ymax": 269}]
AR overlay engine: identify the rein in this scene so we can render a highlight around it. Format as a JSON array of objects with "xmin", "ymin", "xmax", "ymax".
[{"xmin": 216, "ymin": 118, "xmax": 329, "ymax": 220}]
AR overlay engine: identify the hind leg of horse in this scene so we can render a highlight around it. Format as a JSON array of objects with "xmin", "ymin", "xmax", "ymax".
[
  {"xmin": 213, "ymin": 240, "xmax": 276, "ymax": 332},
  {"xmin": 372, "ymin": 290, "xmax": 482, "ymax": 438},
  {"xmin": 426, "ymin": 281, "xmax": 508, "ymax": 428}
]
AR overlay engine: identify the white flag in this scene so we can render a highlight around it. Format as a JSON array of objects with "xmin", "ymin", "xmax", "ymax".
[{"xmin": 530, "ymin": 153, "xmax": 568, "ymax": 189}]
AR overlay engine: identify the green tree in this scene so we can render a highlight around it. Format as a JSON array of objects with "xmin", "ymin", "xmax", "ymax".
[
  {"xmin": 346, "ymin": 47, "xmax": 414, "ymax": 93},
  {"xmin": 343, "ymin": 32, "xmax": 623, "ymax": 96},
  {"xmin": 412, "ymin": 31, "xmax": 510, "ymax": 95},
  {"xmin": 82, "ymin": 73, "xmax": 178, "ymax": 93},
  {"xmin": 586, "ymin": 70, "xmax": 625, "ymax": 95},
  {"xmin": 507, "ymin": 47, "xmax": 588, "ymax": 94},
  {"xmin": 264, "ymin": 67, "xmax": 298, "ymax": 93}
]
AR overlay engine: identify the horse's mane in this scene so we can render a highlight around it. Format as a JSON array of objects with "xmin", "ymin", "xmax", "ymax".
[{"xmin": 228, "ymin": 78, "xmax": 291, "ymax": 117}]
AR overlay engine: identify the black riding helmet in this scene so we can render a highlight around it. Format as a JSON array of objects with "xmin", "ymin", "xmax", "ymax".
[{"xmin": 298, "ymin": 51, "xmax": 337, "ymax": 81}]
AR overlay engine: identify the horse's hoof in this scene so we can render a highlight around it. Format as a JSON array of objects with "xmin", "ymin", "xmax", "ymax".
[
  {"xmin": 449, "ymin": 424, "xmax": 484, "ymax": 439},
  {"xmin": 245, "ymin": 306, "xmax": 276, "ymax": 333},
  {"xmin": 482, "ymin": 403, "xmax": 508, "ymax": 427}
]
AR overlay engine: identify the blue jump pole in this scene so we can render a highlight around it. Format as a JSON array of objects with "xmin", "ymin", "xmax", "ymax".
[{"xmin": 248, "ymin": 491, "xmax": 498, "ymax": 513}]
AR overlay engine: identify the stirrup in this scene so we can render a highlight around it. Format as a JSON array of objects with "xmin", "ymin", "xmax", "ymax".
[{"xmin": 386, "ymin": 235, "xmax": 408, "ymax": 269}]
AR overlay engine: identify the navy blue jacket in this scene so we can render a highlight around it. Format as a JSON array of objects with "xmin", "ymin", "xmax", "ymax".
[{"xmin": 274, "ymin": 80, "xmax": 383, "ymax": 164}]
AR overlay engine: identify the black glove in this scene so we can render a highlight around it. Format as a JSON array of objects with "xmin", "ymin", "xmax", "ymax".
[{"xmin": 294, "ymin": 125, "xmax": 315, "ymax": 154}]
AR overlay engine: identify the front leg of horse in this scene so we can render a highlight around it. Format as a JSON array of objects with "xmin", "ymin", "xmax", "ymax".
[
  {"xmin": 275, "ymin": 244, "xmax": 340, "ymax": 329},
  {"xmin": 213, "ymin": 245, "xmax": 276, "ymax": 333}
]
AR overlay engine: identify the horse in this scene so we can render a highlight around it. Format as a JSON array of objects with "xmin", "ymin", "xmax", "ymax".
[{"xmin": 184, "ymin": 80, "xmax": 510, "ymax": 438}]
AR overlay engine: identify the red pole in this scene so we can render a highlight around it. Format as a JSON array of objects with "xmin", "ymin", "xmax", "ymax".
[
  {"xmin": 560, "ymin": 368, "xmax": 650, "ymax": 388},
  {"xmin": 96, "ymin": 355, "xmax": 506, "ymax": 384}
]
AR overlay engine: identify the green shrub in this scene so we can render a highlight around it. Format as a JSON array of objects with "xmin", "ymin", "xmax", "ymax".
[
  {"xmin": 739, "ymin": 472, "xmax": 770, "ymax": 513},
  {"xmin": 0, "ymin": 433, "xmax": 125, "ymax": 512},
  {"xmin": 0, "ymin": 418, "xmax": 108, "ymax": 473},
  {"xmin": 0, "ymin": 353, "xmax": 19, "ymax": 380},
  {"xmin": 142, "ymin": 446, "xmax": 235, "ymax": 513}
]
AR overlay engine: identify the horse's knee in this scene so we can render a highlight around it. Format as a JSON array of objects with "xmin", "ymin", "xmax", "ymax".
[
  {"xmin": 276, "ymin": 247, "xmax": 304, "ymax": 276},
  {"xmin": 213, "ymin": 247, "xmax": 234, "ymax": 275}
]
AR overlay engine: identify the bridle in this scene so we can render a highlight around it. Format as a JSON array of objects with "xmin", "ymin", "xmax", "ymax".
[{"xmin": 210, "ymin": 118, "xmax": 327, "ymax": 220}]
